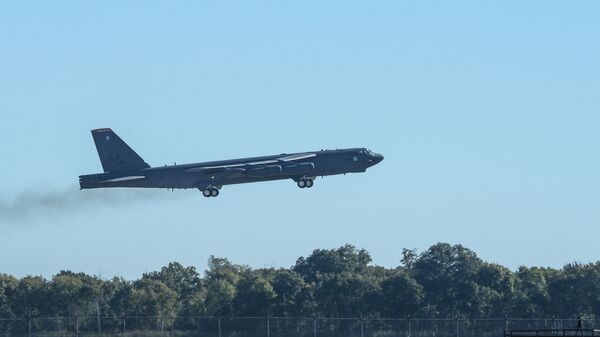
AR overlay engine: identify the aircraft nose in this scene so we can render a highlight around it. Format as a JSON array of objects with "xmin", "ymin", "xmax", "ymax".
[{"xmin": 372, "ymin": 153, "xmax": 384, "ymax": 164}]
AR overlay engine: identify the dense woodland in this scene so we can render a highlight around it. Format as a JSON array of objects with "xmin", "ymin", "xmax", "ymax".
[{"xmin": 1, "ymin": 243, "xmax": 599, "ymax": 319}]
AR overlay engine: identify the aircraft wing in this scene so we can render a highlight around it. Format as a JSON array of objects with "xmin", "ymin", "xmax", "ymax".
[
  {"xmin": 186, "ymin": 167, "xmax": 246, "ymax": 178},
  {"xmin": 186, "ymin": 152, "xmax": 316, "ymax": 178}
]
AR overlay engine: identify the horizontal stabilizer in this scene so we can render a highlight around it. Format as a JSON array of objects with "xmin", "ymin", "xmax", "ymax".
[{"xmin": 100, "ymin": 176, "xmax": 146, "ymax": 183}]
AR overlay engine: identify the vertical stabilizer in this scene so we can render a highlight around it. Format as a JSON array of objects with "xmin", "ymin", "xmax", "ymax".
[{"xmin": 91, "ymin": 128, "xmax": 150, "ymax": 172}]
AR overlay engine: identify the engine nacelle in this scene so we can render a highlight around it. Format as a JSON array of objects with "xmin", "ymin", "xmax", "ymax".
[
  {"xmin": 282, "ymin": 162, "xmax": 315, "ymax": 175},
  {"xmin": 247, "ymin": 165, "xmax": 283, "ymax": 178}
]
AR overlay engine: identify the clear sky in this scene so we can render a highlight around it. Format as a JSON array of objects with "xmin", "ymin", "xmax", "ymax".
[{"xmin": 1, "ymin": 1, "xmax": 599, "ymax": 279}]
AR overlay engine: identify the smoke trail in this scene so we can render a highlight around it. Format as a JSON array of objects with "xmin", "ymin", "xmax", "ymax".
[{"xmin": 0, "ymin": 185, "xmax": 183, "ymax": 224}]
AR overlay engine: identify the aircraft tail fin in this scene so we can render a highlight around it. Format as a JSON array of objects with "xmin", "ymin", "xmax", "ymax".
[{"xmin": 91, "ymin": 128, "xmax": 150, "ymax": 172}]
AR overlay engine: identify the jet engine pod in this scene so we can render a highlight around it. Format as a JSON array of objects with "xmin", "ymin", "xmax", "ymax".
[
  {"xmin": 246, "ymin": 165, "xmax": 283, "ymax": 178},
  {"xmin": 282, "ymin": 162, "xmax": 315, "ymax": 175}
]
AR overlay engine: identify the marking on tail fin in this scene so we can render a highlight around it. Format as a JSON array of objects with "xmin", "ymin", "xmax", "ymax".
[{"xmin": 91, "ymin": 128, "xmax": 150, "ymax": 172}]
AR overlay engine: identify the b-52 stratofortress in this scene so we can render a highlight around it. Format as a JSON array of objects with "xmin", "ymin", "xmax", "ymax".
[{"xmin": 79, "ymin": 128, "xmax": 383, "ymax": 197}]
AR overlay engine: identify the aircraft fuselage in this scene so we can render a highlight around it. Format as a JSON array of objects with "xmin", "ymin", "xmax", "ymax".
[{"xmin": 79, "ymin": 129, "xmax": 383, "ymax": 197}]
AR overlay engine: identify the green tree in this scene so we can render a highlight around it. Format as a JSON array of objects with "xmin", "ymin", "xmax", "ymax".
[
  {"xmin": 548, "ymin": 262, "xmax": 600, "ymax": 317},
  {"xmin": 143, "ymin": 262, "xmax": 201, "ymax": 302},
  {"xmin": 9, "ymin": 242, "xmax": 600, "ymax": 320},
  {"xmin": 294, "ymin": 244, "xmax": 379, "ymax": 317},
  {"xmin": 268, "ymin": 269, "xmax": 313, "ymax": 316},
  {"xmin": 513, "ymin": 266, "xmax": 552, "ymax": 317},
  {"xmin": 410, "ymin": 243, "xmax": 483, "ymax": 317},
  {"xmin": 379, "ymin": 269, "xmax": 423, "ymax": 317},
  {"xmin": 12, "ymin": 276, "xmax": 49, "ymax": 317},
  {"xmin": 103, "ymin": 277, "xmax": 132, "ymax": 317},
  {"xmin": 143, "ymin": 262, "xmax": 202, "ymax": 315},
  {"xmin": 203, "ymin": 256, "xmax": 246, "ymax": 316},
  {"xmin": 182, "ymin": 286, "xmax": 207, "ymax": 316},
  {"xmin": 476, "ymin": 263, "xmax": 515, "ymax": 316},
  {"xmin": 294, "ymin": 244, "xmax": 372, "ymax": 284},
  {"xmin": 401, "ymin": 248, "xmax": 418, "ymax": 269},
  {"xmin": 233, "ymin": 271, "xmax": 275, "ymax": 316},
  {"xmin": 128, "ymin": 279, "xmax": 177, "ymax": 317},
  {"xmin": 0, "ymin": 274, "xmax": 18, "ymax": 318},
  {"xmin": 49, "ymin": 271, "xmax": 103, "ymax": 316}
]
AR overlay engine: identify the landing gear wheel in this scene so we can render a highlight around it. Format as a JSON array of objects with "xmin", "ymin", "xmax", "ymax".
[
  {"xmin": 211, "ymin": 188, "xmax": 219, "ymax": 197},
  {"xmin": 305, "ymin": 179, "xmax": 314, "ymax": 188},
  {"xmin": 202, "ymin": 189, "xmax": 212, "ymax": 197},
  {"xmin": 297, "ymin": 179, "xmax": 306, "ymax": 188}
]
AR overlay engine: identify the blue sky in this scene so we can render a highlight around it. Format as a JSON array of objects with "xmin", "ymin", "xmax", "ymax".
[{"xmin": 0, "ymin": 1, "xmax": 599, "ymax": 279}]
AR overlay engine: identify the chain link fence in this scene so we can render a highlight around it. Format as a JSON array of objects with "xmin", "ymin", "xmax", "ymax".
[{"xmin": 0, "ymin": 316, "xmax": 596, "ymax": 337}]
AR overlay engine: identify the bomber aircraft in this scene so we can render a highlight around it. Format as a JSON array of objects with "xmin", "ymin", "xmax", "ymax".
[{"xmin": 79, "ymin": 128, "xmax": 384, "ymax": 197}]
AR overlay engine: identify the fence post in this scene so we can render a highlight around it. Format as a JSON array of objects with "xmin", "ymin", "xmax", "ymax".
[
  {"xmin": 360, "ymin": 318, "xmax": 364, "ymax": 337},
  {"xmin": 27, "ymin": 314, "xmax": 31, "ymax": 337},
  {"xmin": 407, "ymin": 316, "xmax": 411, "ymax": 337},
  {"xmin": 75, "ymin": 313, "xmax": 79, "ymax": 337},
  {"xmin": 122, "ymin": 313, "xmax": 126, "ymax": 336},
  {"xmin": 218, "ymin": 317, "xmax": 222, "ymax": 337},
  {"xmin": 455, "ymin": 316, "xmax": 459, "ymax": 337},
  {"xmin": 161, "ymin": 317, "xmax": 165, "ymax": 337},
  {"xmin": 96, "ymin": 302, "xmax": 102, "ymax": 334},
  {"xmin": 313, "ymin": 315, "xmax": 317, "ymax": 337},
  {"xmin": 171, "ymin": 317, "xmax": 174, "ymax": 337},
  {"xmin": 266, "ymin": 313, "xmax": 270, "ymax": 337}
]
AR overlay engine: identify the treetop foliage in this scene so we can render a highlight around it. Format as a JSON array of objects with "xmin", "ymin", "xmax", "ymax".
[{"xmin": 1, "ymin": 243, "xmax": 599, "ymax": 319}]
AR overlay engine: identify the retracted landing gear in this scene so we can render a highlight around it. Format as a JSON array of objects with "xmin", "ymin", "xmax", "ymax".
[
  {"xmin": 202, "ymin": 186, "xmax": 220, "ymax": 198},
  {"xmin": 297, "ymin": 177, "xmax": 314, "ymax": 189}
]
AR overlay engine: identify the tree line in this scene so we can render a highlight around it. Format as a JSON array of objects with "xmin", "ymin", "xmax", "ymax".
[{"xmin": 1, "ymin": 243, "xmax": 599, "ymax": 319}]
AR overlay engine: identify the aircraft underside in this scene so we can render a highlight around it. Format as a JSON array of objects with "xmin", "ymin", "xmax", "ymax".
[{"xmin": 198, "ymin": 175, "xmax": 317, "ymax": 198}]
